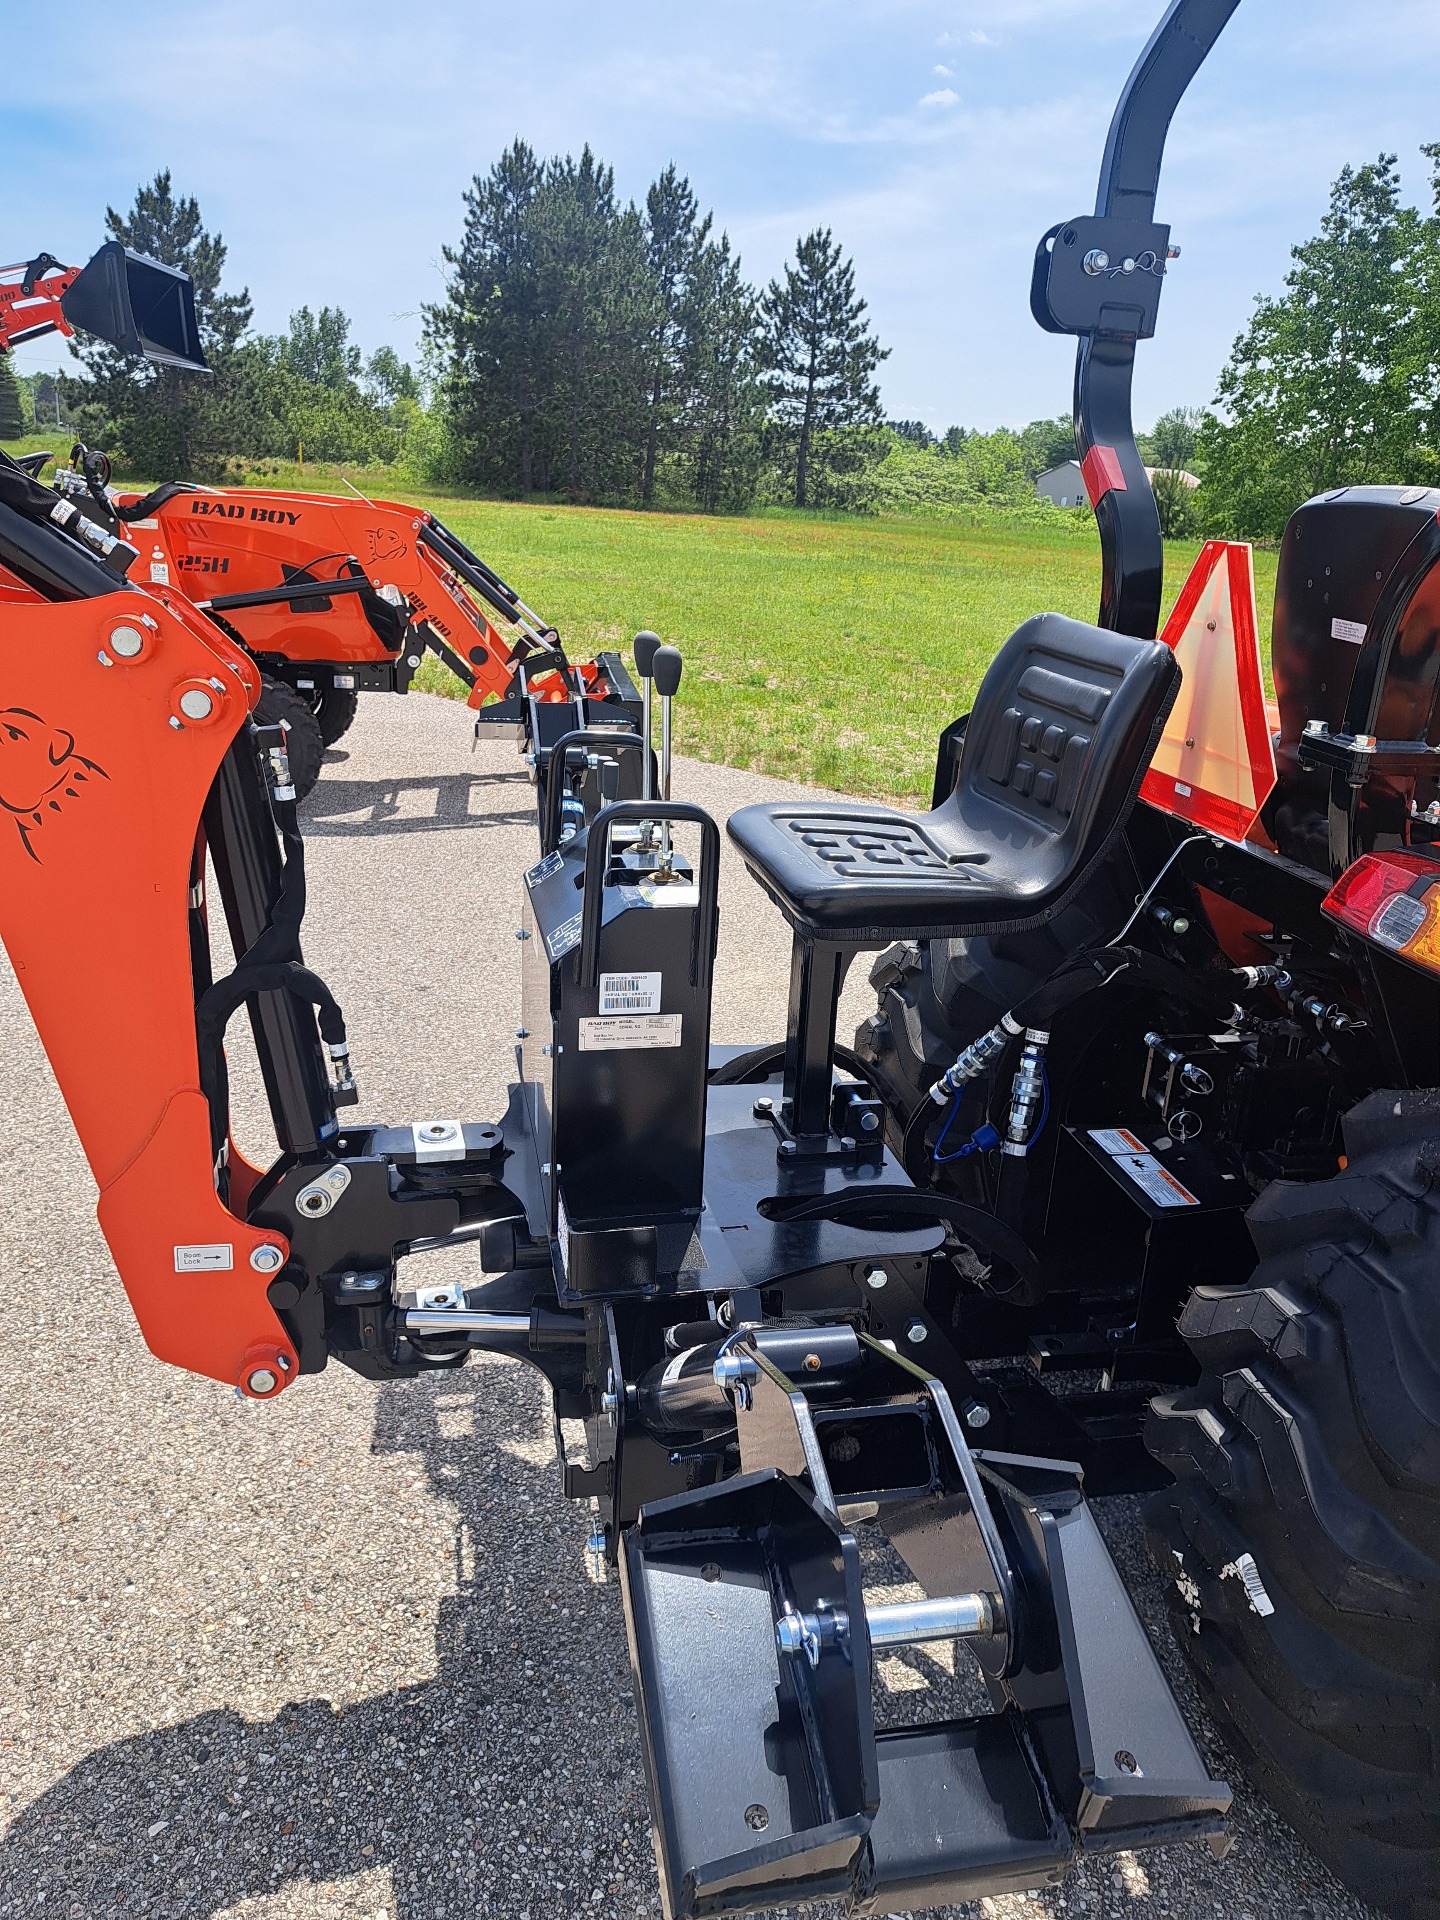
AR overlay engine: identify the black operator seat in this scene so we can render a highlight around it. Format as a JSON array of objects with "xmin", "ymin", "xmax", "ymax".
[
  {"xmin": 728, "ymin": 612, "xmax": 1180, "ymax": 942},
  {"xmin": 727, "ymin": 614, "xmax": 1179, "ymax": 1148}
]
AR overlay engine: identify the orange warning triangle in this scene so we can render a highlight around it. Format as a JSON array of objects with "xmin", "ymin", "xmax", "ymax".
[{"xmin": 1141, "ymin": 539, "xmax": 1277, "ymax": 842}]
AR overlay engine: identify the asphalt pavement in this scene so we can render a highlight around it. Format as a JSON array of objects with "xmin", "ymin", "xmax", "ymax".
[{"xmin": 0, "ymin": 691, "xmax": 1380, "ymax": 1920}]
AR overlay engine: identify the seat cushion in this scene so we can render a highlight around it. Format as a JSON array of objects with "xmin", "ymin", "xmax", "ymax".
[
  {"xmin": 728, "ymin": 612, "xmax": 1178, "ymax": 940},
  {"xmin": 726, "ymin": 802, "xmax": 999, "ymax": 934}
]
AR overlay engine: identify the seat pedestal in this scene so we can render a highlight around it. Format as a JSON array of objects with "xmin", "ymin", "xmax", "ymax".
[{"xmin": 780, "ymin": 936, "xmax": 863, "ymax": 1146}]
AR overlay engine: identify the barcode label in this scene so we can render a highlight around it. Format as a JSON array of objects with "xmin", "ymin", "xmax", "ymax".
[{"xmin": 599, "ymin": 970, "xmax": 661, "ymax": 1015}]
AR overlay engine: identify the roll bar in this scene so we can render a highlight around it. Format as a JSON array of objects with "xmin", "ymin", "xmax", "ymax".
[{"xmin": 1031, "ymin": 0, "xmax": 1241, "ymax": 639}]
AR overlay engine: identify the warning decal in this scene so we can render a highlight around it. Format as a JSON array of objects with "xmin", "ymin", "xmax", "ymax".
[{"xmin": 1087, "ymin": 1128, "xmax": 1201, "ymax": 1209}]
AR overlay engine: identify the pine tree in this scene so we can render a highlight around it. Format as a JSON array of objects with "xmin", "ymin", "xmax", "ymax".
[
  {"xmin": 0, "ymin": 357, "xmax": 24, "ymax": 439},
  {"xmin": 641, "ymin": 167, "xmax": 709, "ymax": 503},
  {"xmin": 761, "ymin": 229, "xmax": 887, "ymax": 507},
  {"xmin": 685, "ymin": 235, "xmax": 765, "ymax": 511}
]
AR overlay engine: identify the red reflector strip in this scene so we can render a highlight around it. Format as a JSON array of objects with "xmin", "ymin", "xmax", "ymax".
[{"xmin": 1081, "ymin": 444, "xmax": 1127, "ymax": 505}]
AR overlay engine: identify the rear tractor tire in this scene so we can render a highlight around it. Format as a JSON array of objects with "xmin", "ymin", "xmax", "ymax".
[
  {"xmin": 1145, "ymin": 1088, "xmax": 1440, "ymax": 1920},
  {"xmin": 254, "ymin": 678, "xmax": 325, "ymax": 802}
]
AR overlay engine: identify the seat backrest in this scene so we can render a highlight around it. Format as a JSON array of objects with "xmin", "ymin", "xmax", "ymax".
[{"xmin": 946, "ymin": 610, "xmax": 1179, "ymax": 900}]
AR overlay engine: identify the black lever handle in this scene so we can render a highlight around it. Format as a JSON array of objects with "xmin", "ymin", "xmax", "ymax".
[
  {"xmin": 633, "ymin": 630, "xmax": 662, "ymax": 679},
  {"xmin": 579, "ymin": 801, "xmax": 720, "ymax": 992},
  {"xmin": 652, "ymin": 644, "xmax": 682, "ymax": 698}
]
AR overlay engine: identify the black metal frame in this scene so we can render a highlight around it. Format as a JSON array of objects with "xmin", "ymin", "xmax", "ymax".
[{"xmin": 1032, "ymin": 0, "xmax": 1242, "ymax": 638}]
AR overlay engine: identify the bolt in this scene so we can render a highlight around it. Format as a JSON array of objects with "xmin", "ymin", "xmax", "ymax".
[
  {"xmin": 1083, "ymin": 248, "xmax": 1110, "ymax": 276},
  {"xmin": 963, "ymin": 1398, "xmax": 991, "ymax": 1430},
  {"xmin": 601, "ymin": 1369, "xmax": 620, "ymax": 1427},
  {"xmin": 249, "ymin": 1245, "xmax": 284, "ymax": 1274},
  {"xmin": 864, "ymin": 1266, "xmax": 888, "ymax": 1291},
  {"xmin": 753, "ymin": 1097, "xmax": 774, "ymax": 1115},
  {"xmin": 109, "ymin": 624, "xmax": 145, "ymax": 658},
  {"xmin": 247, "ymin": 1368, "xmax": 278, "ymax": 1396},
  {"xmin": 859, "ymin": 1110, "xmax": 880, "ymax": 1132},
  {"xmin": 777, "ymin": 1140, "xmax": 796, "ymax": 1158},
  {"xmin": 905, "ymin": 1318, "xmax": 928, "ymax": 1345},
  {"xmin": 179, "ymin": 688, "xmax": 214, "ymax": 720}
]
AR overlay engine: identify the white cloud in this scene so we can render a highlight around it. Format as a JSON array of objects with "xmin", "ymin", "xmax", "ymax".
[
  {"xmin": 920, "ymin": 87, "xmax": 959, "ymax": 107},
  {"xmin": 933, "ymin": 62, "xmax": 953, "ymax": 76}
]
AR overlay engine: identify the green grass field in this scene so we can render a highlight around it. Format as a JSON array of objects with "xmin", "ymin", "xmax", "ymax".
[
  {"xmin": 402, "ymin": 493, "xmax": 1278, "ymax": 799},
  {"xmin": 2, "ymin": 439, "xmax": 1279, "ymax": 799}
]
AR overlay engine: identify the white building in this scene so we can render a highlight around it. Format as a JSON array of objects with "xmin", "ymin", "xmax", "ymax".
[{"xmin": 1034, "ymin": 459, "xmax": 1200, "ymax": 509}]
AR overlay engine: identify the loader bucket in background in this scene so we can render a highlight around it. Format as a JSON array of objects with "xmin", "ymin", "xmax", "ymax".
[{"xmin": 60, "ymin": 243, "xmax": 208, "ymax": 371}]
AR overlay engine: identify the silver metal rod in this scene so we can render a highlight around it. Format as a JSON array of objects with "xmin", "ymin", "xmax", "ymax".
[
  {"xmin": 868, "ymin": 1593, "xmax": 993, "ymax": 1646},
  {"xmin": 641, "ymin": 678, "xmax": 654, "ymax": 802},
  {"xmin": 660, "ymin": 696, "xmax": 673, "ymax": 862},
  {"xmin": 403, "ymin": 1309, "xmax": 529, "ymax": 1338},
  {"xmin": 776, "ymin": 1591, "xmax": 994, "ymax": 1665}
]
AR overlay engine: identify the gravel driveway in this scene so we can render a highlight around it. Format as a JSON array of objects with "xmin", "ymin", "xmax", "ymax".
[{"xmin": 0, "ymin": 691, "xmax": 1379, "ymax": 1920}]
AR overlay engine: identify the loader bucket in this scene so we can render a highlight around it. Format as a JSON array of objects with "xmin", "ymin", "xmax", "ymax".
[{"xmin": 60, "ymin": 242, "xmax": 208, "ymax": 371}]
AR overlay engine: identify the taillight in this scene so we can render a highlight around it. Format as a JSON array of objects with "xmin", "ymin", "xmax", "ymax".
[{"xmin": 1322, "ymin": 850, "xmax": 1440, "ymax": 973}]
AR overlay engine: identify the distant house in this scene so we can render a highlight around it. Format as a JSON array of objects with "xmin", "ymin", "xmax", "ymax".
[
  {"xmin": 1034, "ymin": 459, "xmax": 1200, "ymax": 508},
  {"xmin": 1035, "ymin": 460, "xmax": 1088, "ymax": 508}
]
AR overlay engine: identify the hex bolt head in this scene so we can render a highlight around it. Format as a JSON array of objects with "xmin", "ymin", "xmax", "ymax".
[
  {"xmin": 247, "ymin": 1368, "xmax": 278, "ymax": 1395},
  {"xmin": 179, "ymin": 687, "xmax": 214, "ymax": 720},
  {"xmin": 249, "ymin": 1244, "xmax": 284, "ymax": 1274},
  {"xmin": 963, "ymin": 1398, "xmax": 992, "ymax": 1430},
  {"xmin": 109, "ymin": 624, "xmax": 146, "ymax": 658},
  {"xmin": 864, "ymin": 1266, "xmax": 889, "ymax": 1291},
  {"xmin": 905, "ymin": 1318, "xmax": 928, "ymax": 1345}
]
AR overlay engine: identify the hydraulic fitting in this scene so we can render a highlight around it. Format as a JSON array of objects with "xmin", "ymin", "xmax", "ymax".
[
  {"xmin": 929, "ymin": 1013, "xmax": 1023, "ymax": 1105},
  {"xmin": 1001, "ymin": 1029, "xmax": 1049, "ymax": 1157}
]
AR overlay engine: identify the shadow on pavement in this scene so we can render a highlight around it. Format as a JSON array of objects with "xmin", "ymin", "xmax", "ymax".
[
  {"xmin": 301, "ymin": 770, "xmax": 534, "ymax": 838},
  {"xmin": 0, "ymin": 1363, "xmax": 656, "ymax": 1919}
]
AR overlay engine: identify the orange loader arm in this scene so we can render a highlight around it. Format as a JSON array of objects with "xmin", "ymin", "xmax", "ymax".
[
  {"xmin": 109, "ymin": 482, "xmax": 607, "ymax": 710},
  {"xmin": 0, "ymin": 563, "xmax": 298, "ymax": 1394}
]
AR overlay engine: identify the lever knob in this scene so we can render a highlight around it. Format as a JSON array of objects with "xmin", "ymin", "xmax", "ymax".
[
  {"xmin": 633, "ymin": 630, "xmax": 662, "ymax": 679},
  {"xmin": 652, "ymin": 644, "xmax": 683, "ymax": 698}
]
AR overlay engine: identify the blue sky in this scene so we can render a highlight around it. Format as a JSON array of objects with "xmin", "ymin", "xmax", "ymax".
[{"xmin": 10, "ymin": 0, "xmax": 1440, "ymax": 433}]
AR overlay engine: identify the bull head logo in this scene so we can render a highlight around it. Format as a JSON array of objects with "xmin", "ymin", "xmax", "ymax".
[{"xmin": 0, "ymin": 709, "xmax": 108, "ymax": 864}]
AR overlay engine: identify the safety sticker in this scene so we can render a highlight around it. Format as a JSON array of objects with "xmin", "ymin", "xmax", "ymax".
[
  {"xmin": 544, "ymin": 909, "xmax": 583, "ymax": 961},
  {"xmin": 174, "ymin": 1243, "xmax": 234, "ymax": 1273},
  {"xmin": 599, "ymin": 970, "xmax": 661, "ymax": 1014},
  {"xmin": 525, "ymin": 848, "xmax": 565, "ymax": 889},
  {"xmin": 1332, "ymin": 616, "xmax": 1367, "ymax": 645},
  {"xmin": 579, "ymin": 1014, "xmax": 682, "ymax": 1051},
  {"xmin": 1088, "ymin": 1127, "xmax": 1149, "ymax": 1155},
  {"xmin": 1115, "ymin": 1151, "xmax": 1200, "ymax": 1208}
]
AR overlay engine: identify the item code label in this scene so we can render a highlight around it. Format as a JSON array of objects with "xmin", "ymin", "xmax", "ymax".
[
  {"xmin": 578, "ymin": 1015, "xmax": 682, "ymax": 1051},
  {"xmin": 599, "ymin": 970, "xmax": 661, "ymax": 1014}
]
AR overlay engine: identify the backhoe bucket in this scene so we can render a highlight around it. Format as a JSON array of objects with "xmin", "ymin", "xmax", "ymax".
[{"xmin": 60, "ymin": 242, "xmax": 208, "ymax": 371}]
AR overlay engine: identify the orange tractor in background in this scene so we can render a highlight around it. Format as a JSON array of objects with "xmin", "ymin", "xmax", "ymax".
[
  {"xmin": 49, "ymin": 447, "xmax": 637, "ymax": 793},
  {"xmin": 2, "ymin": 244, "xmax": 636, "ymax": 794}
]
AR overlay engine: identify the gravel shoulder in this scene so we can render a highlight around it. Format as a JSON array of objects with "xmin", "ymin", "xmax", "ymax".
[{"xmin": 0, "ymin": 692, "xmax": 1379, "ymax": 1920}]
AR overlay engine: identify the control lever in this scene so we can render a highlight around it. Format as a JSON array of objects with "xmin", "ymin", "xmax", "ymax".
[
  {"xmin": 633, "ymin": 631, "xmax": 661, "ymax": 803},
  {"xmin": 652, "ymin": 644, "xmax": 682, "ymax": 868}
]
